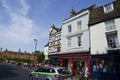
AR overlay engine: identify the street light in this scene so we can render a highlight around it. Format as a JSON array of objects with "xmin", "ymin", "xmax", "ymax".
[
  {"xmin": 34, "ymin": 39, "xmax": 37, "ymax": 61},
  {"xmin": 34, "ymin": 39, "xmax": 37, "ymax": 52}
]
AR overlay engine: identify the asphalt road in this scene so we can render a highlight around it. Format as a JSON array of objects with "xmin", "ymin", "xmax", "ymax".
[{"xmin": 0, "ymin": 63, "xmax": 30, "ymax": 80}]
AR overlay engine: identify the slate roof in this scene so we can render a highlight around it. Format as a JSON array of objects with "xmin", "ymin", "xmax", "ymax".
[
  {"xmin": 89, "ymin": 0, "xmax": 120, "ymax": 26},
  {"xmin": 63, "ymin": 5, "xmax": 96, "ymax": 21},
  {"xmin": 49, "ymin": 24, "xmax": 61, "ymax": 36},
  {"xmin": 44, "ymin": 42, "xmax": 49, "ymax": 47}
]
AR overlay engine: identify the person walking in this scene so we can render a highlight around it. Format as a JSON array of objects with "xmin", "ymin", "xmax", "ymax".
[{"xmin": 78, "ymin": 64, "xmax": 85, "ymax": 80}]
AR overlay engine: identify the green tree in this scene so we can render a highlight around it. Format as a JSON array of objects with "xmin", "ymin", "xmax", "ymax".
[{"xmin": 35, "ymin": 50, "xmax": 45, "ymax": 63}]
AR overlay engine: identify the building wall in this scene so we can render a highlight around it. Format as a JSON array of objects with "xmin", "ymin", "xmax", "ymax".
[
  {"xmin": 49, "ymin": 26, "xmax": 61, "ymax": 54},
  {"xmin": 44, "ymin": 46, "xmax": 49, "ymax": 59},
  {"xmin": 61, "ymin": 10, "xmax": 90, "ymax": 53},
  {"xmin": 90, "ymin": 18, "xmax": 120, "ymax": 55},
  {"xmin": 1, "ymin": 50, "xmax": 36, "ymax": 61},
  {"xmin": 116, "ymin": 18, "xmax": 120, "ymax": 45},
  {"xmin": 90, "ymin": 22, "xmax": 107, "ymax": 55}
]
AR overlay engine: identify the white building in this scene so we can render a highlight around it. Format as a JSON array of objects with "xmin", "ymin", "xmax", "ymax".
[
  {"xmin": 48, "ymin": 24, "xmax": 61, "ymax": 60},
  {"xmin": 44, "ymin": 43, "xmax": 49, "ymax": 59},
  {"xmin": 89, "ymin": 0, "xmax": 120, "ymax": 55},
  {"xmin": 60, "ymin": 6, "xmax": 95, "ymax": 75},
  {"xmin": 89, "ymin": 0, "xmax": 120, "ymax": 76}
]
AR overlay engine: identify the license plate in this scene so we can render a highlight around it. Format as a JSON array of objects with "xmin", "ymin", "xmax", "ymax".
[
  {"xmin": 35, "ymin": 74, "xmax": 38, "ymax": 78},
  {"xmin": 64, "ymin": 78, "xmax": 68, "ymax": 80},
  {"xmin": 64, "ymin": 77, "xmax": 72, "ymax": 80}
]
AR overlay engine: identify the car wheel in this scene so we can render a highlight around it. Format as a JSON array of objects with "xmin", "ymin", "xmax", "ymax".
[
  {"xmin": 46, "ymin": 78, "xmax": 52, "ymax": 80},
  {"xmin": 29, "ymin": 76, "xmax": 33, "ymax": 80}
]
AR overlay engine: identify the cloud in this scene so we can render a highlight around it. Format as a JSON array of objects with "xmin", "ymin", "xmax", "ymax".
[{"xmin": 0, "ymin": 0, "xmax": 36, "ymax": 51}]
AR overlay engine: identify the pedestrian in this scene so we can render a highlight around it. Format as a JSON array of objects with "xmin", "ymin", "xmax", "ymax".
[
  {"xmin": 84, "ymin": 65, "xmax": 89, "ymax": 80},
  {"xmin": 78, "ymin": 64, "xmax": 84, "ymax": 79}
]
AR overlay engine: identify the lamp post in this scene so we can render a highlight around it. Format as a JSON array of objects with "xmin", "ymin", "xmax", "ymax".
[
  {"xmin": 34, "ymin": 39, "xmax": 37, "ymax": 60},
  {"xmin": 34, "ymin": 39, "xmax": 37, "ymax": 52}
]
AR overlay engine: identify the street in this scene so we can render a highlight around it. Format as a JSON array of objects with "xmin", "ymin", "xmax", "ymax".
[{"xmin": 0, "ymin": 63, "xmax": 30, "ymax": 80}]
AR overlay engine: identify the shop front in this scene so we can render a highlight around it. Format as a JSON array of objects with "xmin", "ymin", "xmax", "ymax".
[
  {"xmin": 59, "ymin": 52, "xmax": 90, "ymax": 75},
  {"xmin": 91, "ymin": 49, "xmax": 120, "ymax": 80},
  {"xmin": 48, "ymin": 54, "xmax": 60, "ymax": 66}
]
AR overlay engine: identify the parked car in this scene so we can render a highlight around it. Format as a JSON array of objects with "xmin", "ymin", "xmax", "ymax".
[{"xmin": 29, "ymin": 66, "xmax": 72, "ymax": 80}]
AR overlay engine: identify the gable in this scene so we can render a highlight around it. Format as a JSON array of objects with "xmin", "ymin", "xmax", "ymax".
[{"xmin": 49, "ymin": 28, "xmax": 57, "ymax": 36}]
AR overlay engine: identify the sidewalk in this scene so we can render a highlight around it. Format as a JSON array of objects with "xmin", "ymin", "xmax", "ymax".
[{"xmin": 73, "ymin": 76, "xmax": 79, "ymax": 80}]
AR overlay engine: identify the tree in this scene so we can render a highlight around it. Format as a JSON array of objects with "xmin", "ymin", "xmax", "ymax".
[{"xmin": 35, "ymin": 50, "xmax": 45, "ymax": 63}]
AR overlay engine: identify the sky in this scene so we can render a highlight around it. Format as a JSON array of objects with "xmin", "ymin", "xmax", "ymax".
[{"xmin": 0, "ymin": 0, "xmax": 114, "ymax": 53}]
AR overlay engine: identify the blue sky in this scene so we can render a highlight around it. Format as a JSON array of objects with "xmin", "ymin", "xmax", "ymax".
[{"xmin": 0, "ymin": 0, "xmax": 114, "ymax": 53}]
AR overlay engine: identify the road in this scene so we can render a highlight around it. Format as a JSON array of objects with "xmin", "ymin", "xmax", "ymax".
[{"xmin": 0, "ymin": 63, "xmax": 30, "ymax": 80}]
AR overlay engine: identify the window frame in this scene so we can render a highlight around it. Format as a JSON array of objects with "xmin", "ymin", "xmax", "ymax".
[
  {"xmin": 67, "ymin": 38, "xmax": 71, "ymax": 48},
  {"xmin": 105, "ymin": 19, "xmax": 116, "ymax": 31},
  {"xmin": 77, "ymin": 36, "xmax": 82, "ymax": 47},
  {"xmin": 104, "ymin": 3, "xmax": 114, "ymax": 13},
  {"xmin": 106, "ymin": 31, "xmax": 119, "ymax": 48},
  {"xmin": 68, "ymin": 25, "xmax": 72, "ymax": 33},
  {"xmin": 77, "ymin": 21, "xmax": 81, "ymax": 30}
]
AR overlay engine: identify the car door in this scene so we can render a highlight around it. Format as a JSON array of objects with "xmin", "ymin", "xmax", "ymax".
[{"xmin": 34, "ymin": 67, "xmax": 46, "ymax": 80}]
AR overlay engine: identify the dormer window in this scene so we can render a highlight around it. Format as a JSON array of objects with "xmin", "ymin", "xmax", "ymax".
[{"xmin": 104, "ymin": 3, "xmax": 114, "ymax": 13}]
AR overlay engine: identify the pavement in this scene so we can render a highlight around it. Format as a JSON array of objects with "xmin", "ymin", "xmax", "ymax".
[{"xmin": 73, "ymin": 76, "xmax": 79, "ymax": 80}]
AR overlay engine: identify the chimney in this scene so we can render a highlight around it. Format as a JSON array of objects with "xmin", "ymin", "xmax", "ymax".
[{"xmin": 70, "ymin": 8, "xmax": 76, "ymax": 16}]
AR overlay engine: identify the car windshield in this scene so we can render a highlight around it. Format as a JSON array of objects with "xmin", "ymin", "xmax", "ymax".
[{"xmin": 57, "ymin": 68, "xmax": 70, "ymax": 74}]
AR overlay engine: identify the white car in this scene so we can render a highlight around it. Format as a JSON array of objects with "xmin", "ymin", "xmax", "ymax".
[{"xmin": 29, "ymin": 66, "xmax": 72, "ymax": 80}]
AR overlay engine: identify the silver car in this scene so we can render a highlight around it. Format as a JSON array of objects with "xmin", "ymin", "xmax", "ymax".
[{"xmin": 29, "ymin": 66, "xmax": 72, "ymax": 80}]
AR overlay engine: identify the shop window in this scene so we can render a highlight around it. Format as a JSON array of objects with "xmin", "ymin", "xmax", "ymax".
[{"xmin": 92, "ymin": 57, "xmax": 116, "ymax": 73}]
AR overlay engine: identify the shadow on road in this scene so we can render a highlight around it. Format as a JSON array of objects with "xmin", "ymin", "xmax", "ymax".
[{"xmin": 0, "ymin": 63, "xmax": 19, "ymax": 79}]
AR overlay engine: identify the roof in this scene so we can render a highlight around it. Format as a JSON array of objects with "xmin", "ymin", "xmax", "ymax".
[
  {"xmin": 63, "ymin": 5, "xmax": 96, "ymax": 21},
  {"xmin": 3, "ymin": 50, "xmax": 30, "ymax": 54},
  {"xmin": 89, "ymin": 0, "xmax": 120, "ymax": 26},
  {"xmin": 49, "ymin": 24, "xmax": 61, "ymax": 36},
  {"xmin": 44, "ymin": 42, "xmax": 49, "ymax": 47}
]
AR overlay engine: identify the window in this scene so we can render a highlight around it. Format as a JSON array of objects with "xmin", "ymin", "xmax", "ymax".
[
  {"xmin": 105, "ymin": 19, "xmax": 116, "ymax": 31},
  {"xmin": 92, "ymin": 57, "xmax": 119, "ymax": 73},
  {"xmin": 67, "ymin": 38, "xmax": 71, "ymax": 48},
  {"xmin": 77, "ymin": 36, "xmax": 81, "ymax": 47},
  {"xmin": 48, "ymin": 68, "xmax": 55, "ymax": 73},
  {"xmin": 104, "ymin": 3, "xmax": 114, "ymax": 13},
  {"xmin": 77, "ymin": 21, "xmax": 81, "ymax": 30},
  {"xmin": 106, "ymin": 31, "xmax": 119, "ymax": 48},
  {"xmin": 57, "ymin": 68, "xmax": 70, "ymax": 74},
  {"xmin": 68, "ymin": 25, "xmax": 71, "ymax": 33}
]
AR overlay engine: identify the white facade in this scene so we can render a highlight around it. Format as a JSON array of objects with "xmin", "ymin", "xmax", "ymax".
[
  {"xmin": 90, "ymin": 18, "xmax": 120, "ymax": 55},
  {"xmin": 61, "ymin": 10, "xmax": 90, "ymax": 53},
  {"xmin": 44, "ymin": 46, "xmax": 49, "ymax": 59}
]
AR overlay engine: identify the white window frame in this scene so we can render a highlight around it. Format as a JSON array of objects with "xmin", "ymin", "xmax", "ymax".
[
  {"xmin": 77, "ymin": 36, "xmax": 82, "ymax": 47},
  {"xmin": 77, "ymin": 21, "xmax": 81, "ymax": 30},
  {"xmin": 68, "ymin": 25, "xmax": 72, "ymax": 33},
  {"xmin": 67, "ymin": 38, "xmax": 71, "ymax": 48},
  {"xmin": 104, "ymin": 3, "xmax": 114, "ymax": 13},
  {"xmin": 106, "ymin": 31, "xmax": 119, "ymax": 48},
  {"xmin": 105, "ymin": 19, "xmax": 116, "ymax": 31}
]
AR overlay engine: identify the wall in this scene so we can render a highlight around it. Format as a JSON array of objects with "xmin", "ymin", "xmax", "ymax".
[
  {"xmin": 90, "ymin": 18, "xmax": 120, "ymax": 55},
  {"xmin": 61, "ymin": 10, "xmax": 90, "ymax": 53}
]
